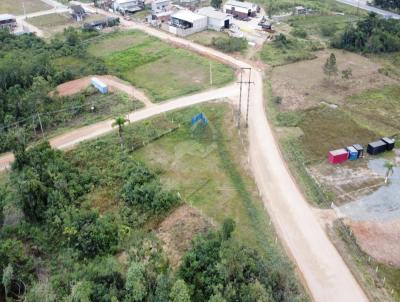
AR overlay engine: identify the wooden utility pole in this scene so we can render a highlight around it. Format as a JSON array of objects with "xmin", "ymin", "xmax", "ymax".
[
  {"xmin": 237, "ymin": 68, "xmax": 253, "ymax": 128},
  {"xmin": 237, "ymin": 70, "xmax": 243, "ymax": 128}
]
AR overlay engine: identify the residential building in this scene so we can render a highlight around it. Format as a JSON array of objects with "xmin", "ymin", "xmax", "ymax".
[
  {"xmin": 152, "ymin": 0, "xmax": 171, "ymax": 13},
  {"xmin": 169, "ymin": 10, "xmax": 207, "ymax": 36},
  {"xmin": 0, "ymin": 14, "xmax": 17, "ymax": 31},
  {"xmin": 112, "ymin": 0, "xmax": 144, "ymax": 13},
  {"xmin": 197, "ymin": 6, "xmax": 231, "ymax": 31},
  {"xmin": 223, "ymin": 0, "xmax": 258, "ymax": 18}
]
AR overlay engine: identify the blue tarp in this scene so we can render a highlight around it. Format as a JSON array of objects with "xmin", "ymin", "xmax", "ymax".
[{"xmin": 191, "ymin": 113, "xmax": 208, "ymax": 125}]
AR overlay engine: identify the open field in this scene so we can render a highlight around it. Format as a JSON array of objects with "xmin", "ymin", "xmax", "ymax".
[
  {"xmin": 0, "ymin": 0, "xmax": 50, "ymax": 15},
  {"xmin": 188, "ymin": 30, "xmax": 229, "ymax": 47},
  {"xmin": 271, "ymin": 49, "xmax": 394, "ymax": 111},
  {"xmin": 87, "ymin": 31, "xmax": 235, "ymax": 102}
]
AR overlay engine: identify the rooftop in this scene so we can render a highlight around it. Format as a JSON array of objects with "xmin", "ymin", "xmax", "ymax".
[
  {"xmin": 197, "ymin": 6, "xmax": 229, "ymax": 20},
  {"xmin": 329, "ymin": 148, "xmax": 348, "ymax": 156},
  {"xmin": 172, "ymin": 10, "xmax": 206, "ymax": 22},
  {"xmin": 0, "ymin": 14, "xmax": 16, "ymax": 22},
  {"xmin": 225, "ymin": 0, "xmax": 256, "ymax": 10}
]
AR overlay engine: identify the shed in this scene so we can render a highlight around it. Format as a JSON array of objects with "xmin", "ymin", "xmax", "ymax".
[
  {"xmin": 0, "ymin": 14, "xmax": 17, "ymax": 30},
  {"xmin": 328, "ymin": 148, "xmax": 348, "ymax": 164},
  {"xmin": 346, "ymin": 146, "xmax": 358, "ymax": 161},
  {"xmin": 170, "ymin": 10, "xmax": 207, "ymax": 36},
  {"xmin": 197, "ymin": 7, "xmax": 232, "ymax": 30},
  {"xmin": 152, "ymin": 0, "xmax": 171, "ymax": 13},
  {"xmin": 91, "ymin": 77, "xmax": 108, "ymax": 94},
  {"xmin": 381, "ymin": 137, "xmax": 395, "ymax": 151},
  {"xmin": 367, "ymin": 140, "xmax": 387, "ymax": 155},
  {"xmin": 294, "ymin": 6, "xmax": 306, "ymax": 15},
  {"xmin": 113, "ymin": 0, "xmax": 144, "ymax": 13},
  {"xmin": 70, "ymin": 5, "xmax": 86, "ymax": 21},
  {"xmin": 352, "ymin": 144, "xmax": 364, "ymax": 158},
  {"xmin": 223, "ymin": 0, "xmax": 258, "ymax": 18}
]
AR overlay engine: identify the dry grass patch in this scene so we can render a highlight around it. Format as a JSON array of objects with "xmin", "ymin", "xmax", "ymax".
[
  {"xmin": 271, "ymin": 49, "xmax": 394, "ymax": 111},
  {"xmin": 0, "ymin": 0, "xmax": 50, "ymax": 15}
]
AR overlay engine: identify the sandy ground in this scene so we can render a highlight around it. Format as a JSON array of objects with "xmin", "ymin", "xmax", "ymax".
[
  {"xmin": 347, "ymin": 219, "xmax": 400, "ymax": 267},
  {"xmin": 1, "ymin": 5, "xmax": 370, "ymax": 301},
  {"xmin": 156, "ymin": 204, "xmax": 214, "ymax": 267},
  {"xmin": 55, "ymin": 75, "xmax": 153, "ymax": 107},
  {"xmin": 271, "ymin": 49, "xmax": 395, "ymax": 111}
]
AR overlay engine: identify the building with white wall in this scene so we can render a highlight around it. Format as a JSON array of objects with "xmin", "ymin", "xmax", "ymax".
[
  {"xmin": 169, "ymin": 10, "xmax": 207, "ymax": 36},
  {"xmin": 197, "ymin": 6, "xmax": 232, "ymax": 31},
  {"xmin": 223, "ymin": 0, "xmax": 258, "ymax": 18}
]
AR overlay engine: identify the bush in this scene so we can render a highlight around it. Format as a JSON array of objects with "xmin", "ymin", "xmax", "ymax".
[
  {"xmin": 291, "ymin": 28, "xmax": 308, "ymax": 38},
  {"xmin": 320, "ymin": 23, "xmax": 338, "ymax": 37},
  {"xmin": 212, "ymin": 36, "xmax": 248, "ymax": 53}
]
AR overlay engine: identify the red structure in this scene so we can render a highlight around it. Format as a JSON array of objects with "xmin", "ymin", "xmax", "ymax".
[{"xmin": 328, "ymin": 148, "xmax": 348, "ymax": 164}]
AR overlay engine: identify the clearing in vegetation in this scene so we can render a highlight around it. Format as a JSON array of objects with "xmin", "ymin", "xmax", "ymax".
[
  {"xmin": 87, "ymin": 31, "xmax": 235, "ymax": 102},
  {"xmin": 0, "ymin": 0, "xmax": 50, "ymax": 15}
]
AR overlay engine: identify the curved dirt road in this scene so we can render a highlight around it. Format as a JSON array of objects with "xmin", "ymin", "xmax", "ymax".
[{"xmin": 1, "ymin": 8, "xmax": 369, "ymax": 301}]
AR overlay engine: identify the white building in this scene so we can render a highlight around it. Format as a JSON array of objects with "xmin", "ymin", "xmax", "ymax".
[
  {"xmin": 112, "ymin": 0, "xmax": 143, "ymax": 13},
  {"xmin": 0, "ymin": 14, "xmax": 17, "ymax": 30},
  {"xmin": 197, "ymin": 6, "xmax": 232, "ymax": 31},
  {"xmin": 223, "ymin": 0, "xmax": 258, "ymax": 18},
  {"xmin": 151, "ymin": 0, "xmax": 170, "ymax": 13},
  {"xmin": 169, "ymin": 10, "xmax": 207, "ymax": 36}
]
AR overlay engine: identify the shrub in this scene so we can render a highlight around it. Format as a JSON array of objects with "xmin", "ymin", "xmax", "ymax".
[
  {"xmin": 291, "ymin": 28, "xmax": 308, "ymax": 38},
  {"xmin": 212, "ymin": 36, "xmax": 248, "ymax": 53}
]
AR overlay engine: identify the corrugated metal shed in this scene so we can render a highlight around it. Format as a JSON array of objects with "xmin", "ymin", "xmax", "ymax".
[
  {"xmin": 328, "ymin": 148, "xmax": 348, "ymax": 164},
  {"xmin": 367, "ymin": 140, "xmax": 387, "ymax": 155},
  {"xmin": 381, "ymin": 137, "xmax": 395, "ymax": 151},
  {"xmin": 352, "ymin": 144, "xmax": 364, "ymax": 158},
  {"xmin": 346, "ymin": 146, "xmax": 358, "ymax": 161}
]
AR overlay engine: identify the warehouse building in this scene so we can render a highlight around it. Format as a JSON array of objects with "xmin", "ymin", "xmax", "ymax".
[
  {"xmin": 223, "ymin": 0, "xmax": 258, "ymax": 18},
  {"xmin": 197, "ymin": 6, "xmax": 232, "ymax": 31},
  {"xmin": 112, "ymin": 0, "xmax": 144, "ymax": 13},
  {"xmin": 0, "ymin": 14, "xmax": 17, "ymax": 31},
  {"xmin": 169, "ymin": 10, "xmax": 207, "ymax": 36}
]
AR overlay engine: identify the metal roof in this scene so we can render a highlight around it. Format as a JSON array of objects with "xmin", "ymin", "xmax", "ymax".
[
  {"xmin": 197, "ymin": 7, "xmax": 229, "ymax": 20},
  {"xmin": 172, "ymin": 10, "xmax": 206, "ymax": 22},
  {"xmin": 224, "ymin": 0, "xmax": 256, "ymax": 10},
  {"xmin": 329, "ymin": 148, "xmax": 348, "ymax": 156},
  {"xmin": 0, "ymin": 14, "xmax": 16, "ymax": 22}
]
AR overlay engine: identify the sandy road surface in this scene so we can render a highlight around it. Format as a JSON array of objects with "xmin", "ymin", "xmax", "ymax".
[
  {"xmin": 2, "ymin": 4, "xmax": 369, "ymax": 300},
  {"xmin": 0, "ymin": 84, "xmax": 238, "ymax": 171},
  {"xmin": 56, "ymin": 75, "xmax": 153, "ymax": 107}
]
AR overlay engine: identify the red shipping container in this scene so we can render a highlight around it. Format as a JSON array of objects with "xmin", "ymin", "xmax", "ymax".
[{"xmin": 328, "ymin": 148, "xmax": 348, "ymax": 164}]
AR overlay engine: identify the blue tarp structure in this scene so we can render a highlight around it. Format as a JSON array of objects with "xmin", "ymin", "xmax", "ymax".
[
  {"xmin": 191, "ymin": 113, "xmax": 208, "ymax": 125},
  {"xmin": 346, "ymin": 146, "xmax": 358, "ymax": 161}
]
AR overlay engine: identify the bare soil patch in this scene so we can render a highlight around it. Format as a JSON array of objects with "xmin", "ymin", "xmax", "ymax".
[
  {"xmin": 309, "ymin": 160, "xmax": 383, "ymax": 205},
  {"xmin": 55, "ymin": 75, "xmax": 151, "ymax": 105},
  {"xmin": 156, "ymin": 204, "xmax": 214, "ymax": 267},
  {"xmin": 347, "ymin": 219, "xmax": 400, "ymax": 267},
  {"xmin": 271, "ymin": 49, "xmax": 395, "ymax": 111}
]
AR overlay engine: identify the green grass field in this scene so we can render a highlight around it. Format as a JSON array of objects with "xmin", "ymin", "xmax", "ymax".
[
  {"xmin": 88, "ymin": 31, "xmax": 235, "ymax": 102},
  {"xmin": 0, "ymin": 0, "xmax": 50, "ymax": 15},
  {"xmin": 188, "ymin": 30, "xmax": 229, "ymax": 47}
]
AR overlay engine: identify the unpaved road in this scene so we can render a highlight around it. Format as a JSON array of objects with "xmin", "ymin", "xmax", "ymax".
[
  {"xmin": 1, "ymin": 5, "xmax": 369, "ymax": 301},
  {"xmin": 56, "ymin": 75, "xmax": 153, "ymax": 107}
]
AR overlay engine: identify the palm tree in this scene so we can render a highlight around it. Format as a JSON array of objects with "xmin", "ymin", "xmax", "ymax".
[
  {"xmin": 112, "ymin": 116, "xmax": 129, "ymax": 148},
  {"xmin": 384, "ymin": 161, "xmax": 395, "ymax": 184}
]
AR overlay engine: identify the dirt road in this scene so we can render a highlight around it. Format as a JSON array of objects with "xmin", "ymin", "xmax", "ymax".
[{"xmin": 2, "ymin": 5, "xmax": 370, "ymax": 301}]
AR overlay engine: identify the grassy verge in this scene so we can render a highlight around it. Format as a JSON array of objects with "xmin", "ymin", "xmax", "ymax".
[
  {"xmin": 0, "ymin": 0, "xmax": 50, "ymax": 15},
  {"xmin": 87, "ymin": 30, "xmax": 235, "ymax": 102}
]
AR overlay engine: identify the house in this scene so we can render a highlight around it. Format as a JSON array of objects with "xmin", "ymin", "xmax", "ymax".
[
  {"xmin": 293, "ymin": 6, "xmax": 306, "ymax": 15},
  {"xmin": 70, "ymin": 5, "xmax": 86, "ymax": 21},
  {"xmin": 152, "ymin": 0, "xmax": 171, "ymax": 13},
  {"xmin": 148, "ymin": 11, "xmax": 173, "ymax": 25},
  {"xmin": 112, "ymin": 0, "xmax": 144, "ymax": 13},
  {"xmin": 0, "ymin": 14, "xmax": 17, "ymax": 31},
  {"xmin": 223, "ymin": 0, "xmax": 258, "ymax": 18},
  {"xmin": 169, "ymin": 10, "xmax": 207, "ymax": 36},
  {"xmin": 83, "ymin": 17, "xmax": 120, "ymax": 30},
  {"xmin": 197, "ymin": 6, "xmax": 232, "ymax": 31}
]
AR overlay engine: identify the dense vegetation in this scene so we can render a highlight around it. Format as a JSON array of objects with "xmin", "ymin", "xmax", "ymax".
[
  {"xmin": 0, "ymin": 28, "xmax": 109, "ymax": 153},
  {"xmin": 0, "ymin": 104, "xmax": 306, "ymax": 301},
  {"xmin": 333, "ymin": 12, "xmax": 400, "ymax": 53},
  {"xmin": 372, "ymin": 0, "xmax": 400, "ymax": 11}
]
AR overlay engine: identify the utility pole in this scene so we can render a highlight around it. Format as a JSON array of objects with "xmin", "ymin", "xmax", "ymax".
[
  {"xmin": 237, "ymin": 68, "xmax": 253, "ymax": 129},
  {"xmin": 237, "ymin": 70, "xmax": 243, "ymax": 128},
  {"xmin": 37, "ymin": 113, "xmax": 44, "ymax": 139},
  {"xmin": 209, "ymin": 62, "xmax": 213, "ymax": 86}
]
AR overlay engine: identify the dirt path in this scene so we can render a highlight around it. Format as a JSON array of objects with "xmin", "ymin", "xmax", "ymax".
[
  {"xmin": 2, "ymin": 5, "xmax": 369, "ymax": 301},
  {"xmin": 56, "ymin": 75, "xmax": 153, "ymax": 108}
]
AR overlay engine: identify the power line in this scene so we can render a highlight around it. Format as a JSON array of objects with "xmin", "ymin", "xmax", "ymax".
[{"xmin": 237, "ymin": 67, "xmax": 254, "ymax": 129}]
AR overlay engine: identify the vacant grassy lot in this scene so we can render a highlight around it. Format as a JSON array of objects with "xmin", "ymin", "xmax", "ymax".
[
  {"xmin": 88, "ymin": 31, "xmax": 235, "ymax": 102},
  {"xmin": 27, "ymin": 13, "xmax": 105, "ymax": 36},
  {"xmin": 0, "ymin": 0, "xmax": 50, "ymax": 15},
  {"xmin": 259, "ymin": 37, "xmax": 322, "ymax": 66},
  {"xmin": 271, "ymin": 49, "xmax": 394, "ymax": 110},
  {"xmin": 188, "ymin": 30, "xmax": 229, "ymax": 47}
]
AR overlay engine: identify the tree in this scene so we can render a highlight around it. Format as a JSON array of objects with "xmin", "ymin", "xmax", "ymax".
[
  {"xmin": 323, "ymin": 53, "xmax": 338, "ymax": 80},
  {"xmin": 2, "ymin": 264, "xmax": 13, "ymax": 297},
  {"xmin": 67, "ymin": 281, "xmax": 92, "ymax": 302},
  {"xmin": 170, "ymin": 279, "xmax": 191, "ymax": 302},
  {"xmin": 384, "ymin": 161, "xmax": 395, "ymax": 184},
  {"xmin": 125, "ymin": 262, "xmax": 147, "ymax": 301},
  {"xmin": 112, "ymin": 116, "xmax": 129, "ymax": 148},
  {"xmin": 211, "ymin": 0, "xmax": 222, "ymax": 8},
  {"xmin": 222, "ymin": 218, "xmax": 236, "ymax": 240}
]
